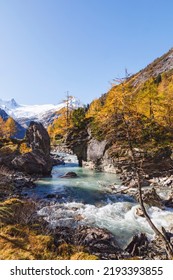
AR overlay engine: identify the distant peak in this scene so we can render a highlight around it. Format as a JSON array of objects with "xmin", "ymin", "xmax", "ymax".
[
  {"xmin": 0, "ymin": 98, "xmax": 19, "ymax": 109},
  {"xmin": 10, "ymin": 98, "xmax": 19, "ymax": 106}
]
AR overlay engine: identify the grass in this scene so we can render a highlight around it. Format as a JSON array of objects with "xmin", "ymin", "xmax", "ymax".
[{"xmin": 0, "ymin": 198, "xmax": 98, "ymax": 260}]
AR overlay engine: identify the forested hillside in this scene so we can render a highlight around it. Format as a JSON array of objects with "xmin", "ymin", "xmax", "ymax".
[{"xmin": 61, "ymin": 49, "xmax": 173, "ymax": 157}]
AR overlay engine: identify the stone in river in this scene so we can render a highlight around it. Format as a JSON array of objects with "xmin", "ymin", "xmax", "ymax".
[{"xmin": 60, "ymin": 172, "xmax": 78, "ymax": 178}]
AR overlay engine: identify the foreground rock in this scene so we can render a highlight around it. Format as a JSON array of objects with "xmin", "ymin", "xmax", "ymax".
[
  {"xmin": 60, "ymin": 172, "xmax": 78, "ymax": 178},
  {"xmin": 125, "ymin": 233, "xmax": 148, "ymax": 256},
  {"xmin": 12, "ymin": 150, "xmax": 52, "ymax": 175},
  {"xmin": 12, "ymin": 122, "xmax": 53, "ymax": 175},
  {"xmin": 135, "ymin": 187, "xmax": 163, "ymax": 208},
  {"xmin": 74, "ymin": 226, "xmax": 127, "ymax": 259},
  {"xmin": 54, "ymin": 225, "xmax": 129, "ymax": 260},
  {"xmin": 0, "ymin": 166, "xmax": 35, "ymax": 201}
]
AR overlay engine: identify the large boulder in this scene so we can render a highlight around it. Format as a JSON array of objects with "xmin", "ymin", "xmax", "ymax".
[
  {"xmin": 12, "ymin": 122, "xmax": 52, "ymax": 175},
  {"xmin": 12, "ymin": 150, "xmax": 52, "ymax": 175},
  {"xmin": 87, "ymin": 139, "xmax": 107, "ymax": 162},
  {"xmin": 66, "ymin": 127, "xmax": 108, "ymax": 168},
  {"xmin": 25, "ymin": 121, "xmax": 50, "ymax": 156}
]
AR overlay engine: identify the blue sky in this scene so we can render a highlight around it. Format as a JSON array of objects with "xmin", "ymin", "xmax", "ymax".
[{"xmin": 0, "ymin": 0, "xmax": 173, "ymax": 105}]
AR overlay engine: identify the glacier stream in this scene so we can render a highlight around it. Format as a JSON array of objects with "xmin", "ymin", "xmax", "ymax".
[{"xmin": 26, "ymin": 154, "xmax": 173, "ymax": 247}]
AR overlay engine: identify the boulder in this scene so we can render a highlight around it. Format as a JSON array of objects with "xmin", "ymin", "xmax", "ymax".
[
  {"xmin": 54, "ymin": 225, "xmax": 126, "ymax": 259},
  {"xmin": 74, "ymin": 226, "xmax": 125, "ymax": 259},
  {"xmin": 12, "ymin": 122, "xmax": 53, "ymax": 175},
  {"xmin": 12, "ymin": 150, "xmax": 52, "ymax": 175},
  {"xmin": 60, "ymin": 172, "xmax": 78, "ymax": 178},
  {"xmin": 164, "ymin": 196, "xmax": 173, "ymax": 208},
  {"xmin": 135, "ymin": 206, "xmax": 144, "ymax": 217},
  {"xmin": 87, "ymin": 139, "xmax": 107, "ymax": 162},
  {"xmin": 125, "ymin": 233, "xmax": 148, "ymax": 256},
  {"xmin": 25, "ymin": 121, "xmax": 50, "ymax": 156}
]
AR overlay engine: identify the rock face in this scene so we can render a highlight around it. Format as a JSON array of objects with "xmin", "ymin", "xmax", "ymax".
[
  {"xmin": 66, "ymin": 128, "xmax": 110, "ymax": 169},
  {"xmin": 66, "ymin": 128, "xmax": 90, "ymax": 166},
  {"xmin": 87, "ymin": 139, "xmax": 107, "ymax": 162},
  {"xmin": 12, "ymin": 122, "xmax": 53, "ymax": 175},
  {"xmin": 26, "ymin": 121, "xmax": 50, "ymax": 156}
]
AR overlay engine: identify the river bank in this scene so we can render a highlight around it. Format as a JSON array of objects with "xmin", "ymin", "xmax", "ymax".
[
  {"xmin": 21, "ymin": 152, "xmax": 173, "ymax": 259},
  {"xmin": 1, "ymin": 146, "xmax": 173, "ymax": 260}
]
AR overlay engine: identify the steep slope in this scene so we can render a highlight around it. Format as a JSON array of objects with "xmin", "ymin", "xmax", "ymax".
[
  {"xmin": 86, "ymin": 48, "xmax": 173, "ymax": 140},
  {"xmin": 65, "ymin": 48, "xmax": 173, "ymax": 177},
  {"xmin": 132, "ymin": 48, "xmax": 173, "ymax": 86},
  {"xmin": 0, "ymin": 108, "xmax": 9, "ymax": 121}
]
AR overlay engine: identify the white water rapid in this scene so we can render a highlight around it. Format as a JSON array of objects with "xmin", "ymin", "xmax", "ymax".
[{"xmin": 25, "ymin": 153, "xmax": 173, "ymax": 247}]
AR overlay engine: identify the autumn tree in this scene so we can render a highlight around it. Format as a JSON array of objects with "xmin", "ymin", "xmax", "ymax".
[
  {"xmin": 48, "ymin": 107, "xmax": 73, "ymax": 140},
  {"xmin": 5, "ymin": 117, "xmax": 16, "ymax": 138},
  {"xmin": 157, "ymin": 78, "xmax": 173, "ymax": 127},
  {"xmin": 0, "ymin": 117, "xmax": 5, "ymax": 138},
  {"xmin": 115, "ymin": 75, "xmax": 173, "ymax": 259}
]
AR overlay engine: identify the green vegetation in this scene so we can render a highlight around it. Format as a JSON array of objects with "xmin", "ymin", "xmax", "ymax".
[{"xmin": 71, "ymin": 107, "xmax": 87, "ymax": 129}]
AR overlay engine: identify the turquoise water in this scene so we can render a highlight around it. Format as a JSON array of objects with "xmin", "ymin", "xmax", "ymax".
[
  {"xmin": 27, "ymin": 154, "xmax": 131, "ymax": 205},
  {"xmin": 25, "ymin": 154, "xmax": 173, "ymax": 247}
]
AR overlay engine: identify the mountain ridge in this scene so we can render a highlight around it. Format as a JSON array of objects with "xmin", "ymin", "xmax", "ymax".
[
  {"xmin": 0, "ymin": 97, "xmax": 82, "ymax": 128},
  {"xmin": 131, "ymin": 48, "xmax": 173, "ymax": 86}
]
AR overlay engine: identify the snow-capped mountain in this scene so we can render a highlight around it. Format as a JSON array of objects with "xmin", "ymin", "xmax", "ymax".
[
  {"xmin": 0, "ymin": 98, "xmax": 20, "ymax": 111},
  {"xmin": 0, "ymin": 97, "xmax": 82, "ymax": 129},
  {"xmin": 10, "ymin": 103, "xmax": 66, "ymax": 128}
]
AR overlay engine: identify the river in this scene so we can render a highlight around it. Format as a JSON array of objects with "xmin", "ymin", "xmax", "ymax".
[{"xmin": 24, "ymin": 153, "xmax": 173, "ymax": 247}]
